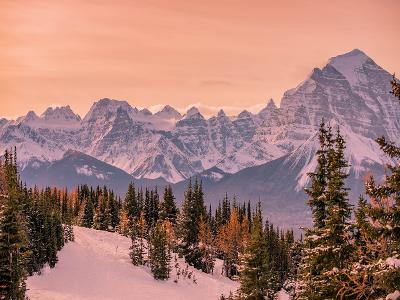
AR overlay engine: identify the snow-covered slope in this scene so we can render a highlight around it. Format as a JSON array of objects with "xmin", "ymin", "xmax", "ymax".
[
  {"xmin": 20, "ymin": 150, "xmax": 166, "ymax": 195},
  {"xmin": 27, "ymin": 226, "xmax": 238, "ymax": 300}
]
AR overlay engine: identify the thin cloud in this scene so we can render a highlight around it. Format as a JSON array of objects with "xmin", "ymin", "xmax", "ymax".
[
  {"xmin": 200, "ymin": 80, "xmax": 233, "ymax": 87},
  {"xmin": 148, "ymin": 101, "xmax": 271, "ymax": 118}
]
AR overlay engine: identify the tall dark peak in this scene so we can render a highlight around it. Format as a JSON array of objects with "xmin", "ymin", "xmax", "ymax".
[
  {"xmin": 237, "ymin": 110, "xmax": 252, "ymax": 119},
  {"xmin": 258, "ymin": 98, "xmax": 279, "ymax": 120},
  {"xmin": 184, "ymin": 107, "xmax": 204, "ymax": 120},
  {"xmin": 266, "ymin": 98, "xmax": 277, "ymax": 110},
  {"xmin": 217, "ymin": 109, "xmax": 226, "ymax": 118}
]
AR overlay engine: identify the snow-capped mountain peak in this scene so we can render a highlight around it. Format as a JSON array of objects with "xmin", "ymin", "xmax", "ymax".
[
  {"xmin": 155, "ymin": 105, "xmax": 182, "ymax": 119},
  {"xmin": 83, "ymin": 98, "xmax": 134, "ymax": 123},
  {"xmin": 328, "ymin": 48, "xmax": 372, "ymax": 86},
  {"xmin": 237, "ymin": 110, "xmax": 252, "ymax": 119},
  {"xmin": 41, "ymin": 105, "xmax": 81, "ymax": 122},
  {"xmin": 139, "ymin": 108, "xmax": 153, "ymax": 116},
  {"xmin": 184, "ymin": 107, "xmax": 203, "ymax": 119},
  {"xmin": 258, "ymin": 98, "xmax": 278, "ymax": 118},
  {"xmin": 16, "ymin": 106, "xmax": 81, "ymax": 130},
  {"xmin": 23, "ymin": 111, "xmax": 40, "ymax": 123}
]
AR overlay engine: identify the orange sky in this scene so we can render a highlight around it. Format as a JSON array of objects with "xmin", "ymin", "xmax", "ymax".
[{"xmin": 0, "ymin": 0, "xmax": 399, "ymax": 119}]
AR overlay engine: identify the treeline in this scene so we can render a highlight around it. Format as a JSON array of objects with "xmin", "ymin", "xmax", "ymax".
[
  {"xmin": 63, "ymin": 179, "xmax": 295, "ymax": 288},
  {"xmin": 0, "ymin": 150, "xmax": 73, "ymax": 300}
]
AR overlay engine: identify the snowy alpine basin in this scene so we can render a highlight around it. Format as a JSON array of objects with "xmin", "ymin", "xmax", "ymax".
[{"xmin": 27, "ymin": 226, "xmax": 238, "ymax": 300}]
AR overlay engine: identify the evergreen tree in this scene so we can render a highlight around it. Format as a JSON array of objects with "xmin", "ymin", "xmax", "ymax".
[
  {"xmin": 46, "ymin": 214, "xmax": 59, "ymax": 268},
  {"xmin": 297, "ymin": 124, "xmax": 353, "ymax": 299},
  {"xmin": 160, "ymin": 185, "xmax": 178, "ymax": 224},
  {"xmin": 105, "ymin": 192, "xmax": 119, "ymax": 231},
  {"xmin": 337, "ymin": 77, "xmax": 400, "ymax": 298},
  {"xmin": 149, "ymin": 222, "xmax": 171, "ymax": 280},
  {"xmin": 0, "ymin": 150, "xmax": 29, "ymax": 300},
  {"xmin": 304, "ymin": 120, "xmax": 330, "ymax": 229},
  {"xmin": 177, "ymin": 179, "xmax": 206, "ymax": 269},
  {"xmin": 93, "ymin": 194, "xmax": 107, "ymax": 230},
  {"xmin": 129, "ymin": 211, "xmax": 147, "ymax": 266},
  {"xmin": 81, "ymin": 196, "xmax": 94, "ymax": 228},
  {"xmin": 238, "ymin": 208, "xmax": 278, "ymax": 299},
  {"xmin": 2, "ymin": 156, "xmax": 70, "ymax": 281},
  {"xmin": 124, "ymin": 182, "xmax": 139, "ymax": 225}
]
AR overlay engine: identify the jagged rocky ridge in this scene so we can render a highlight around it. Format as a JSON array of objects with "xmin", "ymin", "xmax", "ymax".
[{"xmin": 0, "ymin": 49, "xmax": 398, "ymax": 199}]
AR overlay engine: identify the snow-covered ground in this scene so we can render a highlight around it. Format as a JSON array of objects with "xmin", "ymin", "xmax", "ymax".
[
  {"xmin": 27, "ymin": 226, "xmax": 238, "ymax": 300},
  {"xmin": 276, "ymin": 290, "xmax": 290, "ymax": 300}
]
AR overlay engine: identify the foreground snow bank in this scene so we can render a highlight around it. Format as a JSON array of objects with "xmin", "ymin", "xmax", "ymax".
[
  {"xmin": 27, "ymin": 226, "xmax": 238, "ymax": 300},
  {"xmin": 386, "ymin": 290, "xmax": 400, "ymax": 300},
  {"xmin": 276, "ymin": 289, "xmax": 290, "ymax": 300}
]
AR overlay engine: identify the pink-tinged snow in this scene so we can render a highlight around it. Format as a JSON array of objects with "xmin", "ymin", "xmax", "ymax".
[
  {"xmin": 386, "ymin": 257, "xmax": 400, "ymax": 268},
  {"xmin": 276, "ymin": 289, "xmax": 290, "ymax": 300},
  {"xmin": 328, "ymin": 49, "xmax": 368, "ymax": 87},
  {"xmin": 27, "ymin": 226, "xmax": 238, "ymax": 300},
  {"xmin": 386, "ymin": 290, "xmax": 400, "ymax": 300}
]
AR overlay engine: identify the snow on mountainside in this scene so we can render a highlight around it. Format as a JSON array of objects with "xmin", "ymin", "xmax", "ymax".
[
  {"xmin": 0, "ymin": 49, "xmax": 398, "ymax": 186},
  {"xmin": 155, "ymin": 105, "xmax": 182, "ymax": 119},
  {"xmin": 23, "ymin": 106, "xmax": 81, "ymax": 130},
  {"xmin": 27, "ymin": 226, "xmax": 238, "ymax": 300},
  {"xmin": 20, "ymin": 150, "xmax": 166, "ymax": 196}
]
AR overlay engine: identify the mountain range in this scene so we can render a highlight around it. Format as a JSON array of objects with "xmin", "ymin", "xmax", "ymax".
[{"xmin": 1, "ymin": 49, "xmax": 398, "ymax": 228}]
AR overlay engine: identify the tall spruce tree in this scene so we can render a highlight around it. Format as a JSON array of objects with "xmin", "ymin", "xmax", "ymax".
[
  {"xmin": 297, "ymin": 124, "xmax": 353, "ymax": 299},
  {"xmin": 304, "ymin": 120, "xmax": 330, "ymax": 229},
  {"xmin": 177, "ymin": 179, "xmax": 206, "ymax": 269},
  {"xmin": 160, "ymin": 185, "xmax": 178, "ymax": 224},
  {"xmin": 124, "ymin": 182, "xmax": 138, "ymax": 225},
  {"xmin": 81, "ymin": 196, "xmax": 94, "ymax": 228},
  {"xmin": 238, "ymin": 208, "xmax": 277, "ymax": 299},
  {"xmin": 149, "ymin": 222, "xmax": 171, "ymax": 280},
  {"xmin": 93, "ymin": 194, "xmax": 107, "ymax": 230},
  {"xmin": 297, "ymin": 123, "xmax": 332, "ymax": 299}
]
